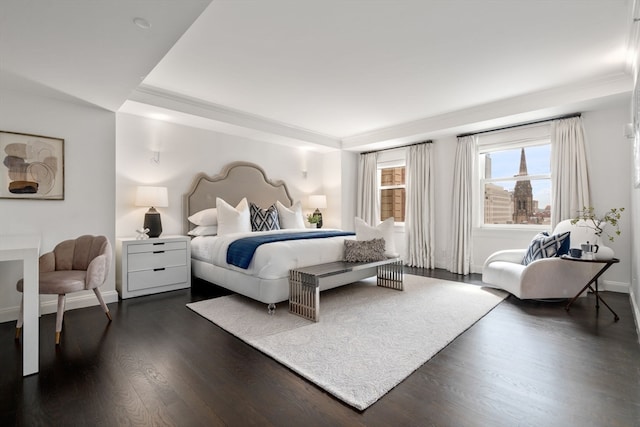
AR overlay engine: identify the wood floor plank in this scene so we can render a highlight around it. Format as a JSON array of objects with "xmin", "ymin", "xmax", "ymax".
[{"xmin": 1, "ymin": 271, "xmax": 639, "ymax": 426}]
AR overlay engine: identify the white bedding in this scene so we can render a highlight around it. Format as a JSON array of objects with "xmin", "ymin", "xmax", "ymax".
[{"xmin": 190, "ymin": 229, "xmax": 355, "ymax": 280}]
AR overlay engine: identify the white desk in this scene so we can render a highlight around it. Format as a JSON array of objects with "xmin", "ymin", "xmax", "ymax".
[{"xmin": 0, "ymin": 235, "xmax": 40, "ymax": 376}]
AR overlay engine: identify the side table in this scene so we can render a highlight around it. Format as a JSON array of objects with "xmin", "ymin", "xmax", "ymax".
[
  {"xmin": 116, "ymin": 235, "xmax": 191, "ymax": 299},
  {"xmin": 562, "ymin": 256, "xmax": 620, "ymax": 321}
]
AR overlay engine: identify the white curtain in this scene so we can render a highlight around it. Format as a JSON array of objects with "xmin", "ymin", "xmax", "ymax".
[
  {"xmin": 449, "ymin": 136, "xmax": 476, "ymax": 275},
  {"xmin": 550, "ymin": 117, "xmax": 591, "ymax": 228},
  {"xmin": 356, "ymin": 152, "xmax": 379, "ymax": 225},
  {"xmin": 405, "ymin": 143, "xmax": 434, "ymax": 268}
]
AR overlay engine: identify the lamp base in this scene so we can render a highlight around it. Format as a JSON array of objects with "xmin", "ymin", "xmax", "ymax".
[{"xmin": 143, "ymin": 207, "xmax": 163, "ymax": 238}]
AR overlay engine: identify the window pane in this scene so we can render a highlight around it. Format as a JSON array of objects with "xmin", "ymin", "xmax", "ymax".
[
  {"xmin": 381, "ymin": 188, "xmax": 405, "ymax": 222},
  {"xmin": 381, "ymin": 167, "xmax": 405, "ymax": 186},
  {"xmin": 484, "ymin": 145, "xmax": 550, "ymax": 179},
  {"xmin": 484, "ymin": 180, "xmax": 551, "ymax": 225},
  {"xmin": 380, "ymin": 166, "xmax": 405, "ymax": 222}
]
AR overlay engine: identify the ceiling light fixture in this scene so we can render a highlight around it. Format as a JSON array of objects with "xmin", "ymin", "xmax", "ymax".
[{"xmin": 133, "ymin": 17, "xmax": 151, "ymax": 30}]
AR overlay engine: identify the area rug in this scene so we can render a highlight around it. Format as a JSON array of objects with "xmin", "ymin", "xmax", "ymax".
[{"xmin": 186, "ymin": 275, "xmax": 507, "ymax": 410}]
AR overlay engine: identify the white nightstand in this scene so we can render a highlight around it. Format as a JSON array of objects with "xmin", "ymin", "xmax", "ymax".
[{"xmin": 116, "ymin": 235, "xmax": 191, "ymax": 299}]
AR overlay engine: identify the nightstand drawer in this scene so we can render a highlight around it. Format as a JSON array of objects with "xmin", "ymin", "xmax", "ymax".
[
  {"xmin": 127, "ymin": 241, "xmax": 186, "ymax": 254},
  {"xmin": 128, "ymin": 249, "xmax": 187, "ymax": 271},
  {"xmin": 128, "ymin": 265, "xmax": 189, "ymax": 291}
]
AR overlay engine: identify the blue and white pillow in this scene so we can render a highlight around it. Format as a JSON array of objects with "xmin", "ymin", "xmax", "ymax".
[
  {"xmin": 250, "ymin": 203, "xmax": 280, "ymax": 231},
  {"xmin": 522, "ymin": 231, "xmax": 571, "ymax": 266}
]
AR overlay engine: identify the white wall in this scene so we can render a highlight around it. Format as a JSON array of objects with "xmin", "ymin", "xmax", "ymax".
[
  {"xmin": 0, "ymin": 90, "xmax": 117, "ymax": 323},
  {"xmin": 115, "ymin": 113, "xmax": 336, "ymax": 238},
  {"xmin": 322, "ymin": 151, "xmax": 344, "ymax": 229},
  {"xmin": 581, "ymin": 105, "xmax": 632, "ymax": 291},
  {"xmin": 340, "ymin": 150, "xmax": 358, "ymax": 231}
]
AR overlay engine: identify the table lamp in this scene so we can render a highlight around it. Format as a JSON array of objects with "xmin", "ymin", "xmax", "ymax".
[
  {"xmin": 308, "ymin": 195, "xmax": 327, "ymax": 228},
  {"xmin": 135, "ymin": 186, "xmax": 169, "ymax": 238}
]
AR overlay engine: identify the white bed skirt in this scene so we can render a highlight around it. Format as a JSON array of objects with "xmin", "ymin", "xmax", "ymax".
[{"xmin": 192, "ymin": 259, "xmax": 289, "ymax": 304}]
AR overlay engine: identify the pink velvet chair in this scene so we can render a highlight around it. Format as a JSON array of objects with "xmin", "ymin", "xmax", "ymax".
[{"xmin": 15, "ymin": 235, "xmax": 112, "ymax": 345}]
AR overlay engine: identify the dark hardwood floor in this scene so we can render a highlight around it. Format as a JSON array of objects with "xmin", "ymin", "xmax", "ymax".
[{"xmin": 2, "ymin": 269, "xmax": 639, "ymax": 426}]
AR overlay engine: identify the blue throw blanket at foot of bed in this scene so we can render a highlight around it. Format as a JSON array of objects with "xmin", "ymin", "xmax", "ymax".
[{"xmin": 227, "ymin": 230, "xmax": 355, "ymax": 269}]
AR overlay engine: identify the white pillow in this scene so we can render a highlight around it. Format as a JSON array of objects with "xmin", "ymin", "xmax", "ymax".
[
  {"xmin": 276, "ymin": 200, "xmax": 306, "ymax": 229},
  {"xmin": 188, "ymin": 208, "xmax": 218, "ymax": 226},
  {"xmin": 354, "ymin": 217, "xmax": 397, "ymax": 257},
  {"xmin": 216, "ymin": 198, "xmax": 251, "ymax": 235},
  {"xmin": 187, "ymin": 225, "xmax": 218, "ymax": 236}
]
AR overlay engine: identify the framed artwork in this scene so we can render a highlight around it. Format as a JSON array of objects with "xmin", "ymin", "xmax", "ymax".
[{"xmin": 0, "ymin": 131, "xmax": 64, "ymax": 200}]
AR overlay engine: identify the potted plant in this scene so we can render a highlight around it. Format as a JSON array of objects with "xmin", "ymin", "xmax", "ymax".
[
  {"xmin": 570, "ymin": 207, "xmax": 624, "ymax": 242},
  {"xmin": 571, "ymin": 206, "xmax": 624, "ymax": 260},
  {"xmin": 307, "ymin": 213, "xmax": 321, "ymax": 228}
]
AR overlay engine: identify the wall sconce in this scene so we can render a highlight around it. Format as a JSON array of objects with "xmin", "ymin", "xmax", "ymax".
[
  {"xmin": 308, "ymin": 195, "xmax": 327, "ymax": 228},
  {"xmin": 300, "ymin": 147, "xmax": 308, "ymax": 178},
  {"xmin": 135, "ymin": 186, "xmax": 168, "ymax": 238},
  {"xmin": 151, "ymin": 151, "xmax": 160, "ymax": 163}
]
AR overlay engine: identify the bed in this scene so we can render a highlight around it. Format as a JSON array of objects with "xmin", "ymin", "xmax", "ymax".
[{"xmin": 183, "ymin": 161, "xmax": 357, "ymax": 312}]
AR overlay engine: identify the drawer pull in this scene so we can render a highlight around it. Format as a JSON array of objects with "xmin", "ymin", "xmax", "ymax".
[
  {"xmin": 154, "ymin": 268, "xmax": 166, "ymax": 272},
  {"xmin": 153, "ymin": 250, "xmax": 165, "ymax": 254},
  {"xmin": 153, "ymin": 242, "xmax": 165, "ymax": 246}
]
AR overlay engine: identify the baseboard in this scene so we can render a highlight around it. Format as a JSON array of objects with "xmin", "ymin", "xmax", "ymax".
[
  {"xmin": 600, "ymin": 280, "xmax": 630, "ymax": 294},
  {"xmin": 0, "ymin": 306, "xmax": 19, "ymax": 324},
  {"xmin": 471, "ymin": 264, "xmax": 483, "ymax": 275},
  {"xmin": 0, "ymin": 290, "xmax": 118, "ymax": 324},
  {"xmin": 630, "ymin": 287, "xmax": 640, "ymax": 345}
]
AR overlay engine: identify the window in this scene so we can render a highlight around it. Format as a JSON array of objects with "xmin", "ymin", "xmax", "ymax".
[
  {"xmin": 479, "ymin": 129, "xmax": 551, "ymax": 226},
  {"xmin": 380, "ymin": 166, "xmax": 405, "ymax": 222}
]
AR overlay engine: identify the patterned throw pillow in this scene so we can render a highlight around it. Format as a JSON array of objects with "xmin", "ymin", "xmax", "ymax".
[
  {"xmin": 250, "ymin": 203, "xmax": 280, "ymax": 231},
  {"xmin": 344, "ymin": 238, "xmax": 386, "ymax": 262},
  {"xmin": 521, "ymin": 231, "xmax": 571, "ymax": 266}
]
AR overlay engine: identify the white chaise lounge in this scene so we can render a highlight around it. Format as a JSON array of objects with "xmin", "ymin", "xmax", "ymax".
[{"xmin": 482, "ymin": 220, "xmax": 601, "ymax": 299}]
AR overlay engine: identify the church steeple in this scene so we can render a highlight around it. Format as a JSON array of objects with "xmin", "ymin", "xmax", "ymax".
[
  {"xmin": 513, "ymin": 147, "xmax": 533, "ymax": 224},
  {"xmin": 517, "ymin": 148, "xmax": 528, "ymax": 176}
]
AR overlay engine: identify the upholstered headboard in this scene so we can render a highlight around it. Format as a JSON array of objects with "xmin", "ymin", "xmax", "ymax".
[{"xmin": 183, "ymin": 161, "xmax": 294, "ymax": 234}]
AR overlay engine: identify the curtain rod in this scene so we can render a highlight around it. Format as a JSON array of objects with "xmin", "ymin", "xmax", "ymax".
[
  {"xmin": 361, "ymin": 140, "xmax": 432, "ymax": 155},
  {"xmin": 456, "ymin": 113, "xmax": 582, "ymax": 139}
]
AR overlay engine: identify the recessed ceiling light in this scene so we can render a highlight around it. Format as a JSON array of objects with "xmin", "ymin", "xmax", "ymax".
[{"xmin": 133, "ymin": 17, "xmax": 151, "ymax": 30}]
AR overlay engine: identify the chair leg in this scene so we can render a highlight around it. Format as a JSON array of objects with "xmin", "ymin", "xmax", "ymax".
[
  {"xmin": 55, "ymin": 294, "xmax": 66, "ymax": 345},
  {"xmin": 15, "ymin": 297, "xmax": 24, "ymax": 340},
  {"xmin": 93, "ymin": 288, "xmax": 112, "ymax": 321}
]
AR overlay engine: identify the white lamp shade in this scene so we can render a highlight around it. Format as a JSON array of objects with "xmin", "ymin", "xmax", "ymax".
[
  {"xmin": 309, "ymin": 195, "xmax": 327, "ymax": 209},
  {"xmin": 135, "ymin": 186, "xmax": 169, "ymax": 208}
]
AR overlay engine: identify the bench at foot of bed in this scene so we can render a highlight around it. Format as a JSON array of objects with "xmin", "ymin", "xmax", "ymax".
[{"xmin": 287, "ymin": 258, "xmax": 403, "ymax": 322}]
